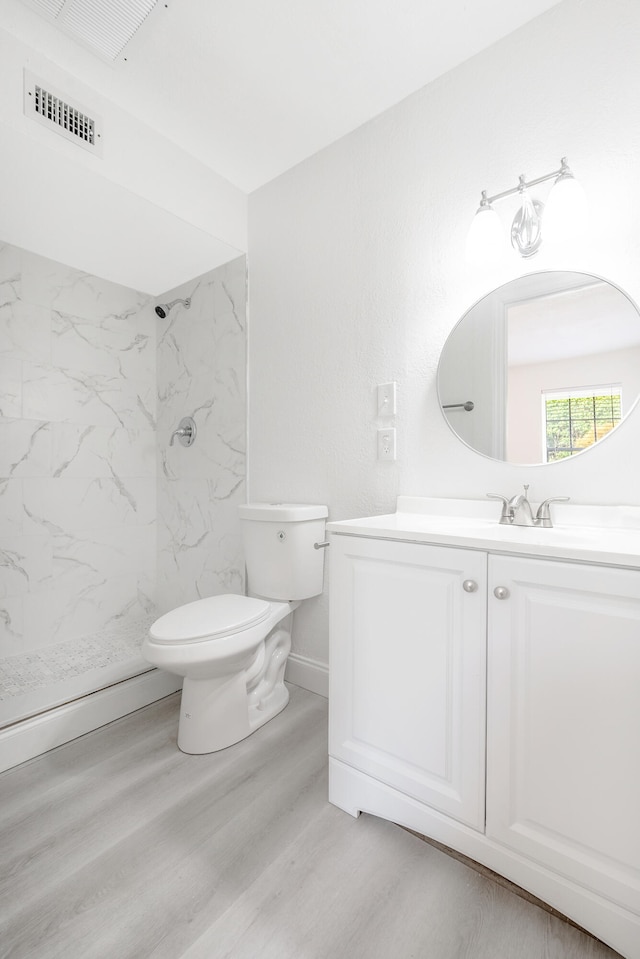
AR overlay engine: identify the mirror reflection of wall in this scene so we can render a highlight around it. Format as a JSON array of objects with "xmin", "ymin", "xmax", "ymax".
[
  {"xmin": 438, "ymin": 272, "xmax": 640, "ymax": 466},
  {"xmin": 438, "ymin": 296, "xmax": 504, "ymax": 458}
]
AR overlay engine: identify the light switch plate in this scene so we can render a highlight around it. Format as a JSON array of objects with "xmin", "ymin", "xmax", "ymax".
[{"xmin": 377, "ymin": 382, "xmax": 396, "ymax": 417}]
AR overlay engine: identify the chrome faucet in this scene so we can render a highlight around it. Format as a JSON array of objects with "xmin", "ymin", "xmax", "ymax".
[
  {"xmin": 487, "ymin": 486, "xmax": 569, "ymax": 528},
  {"xmin": 508, "ymin": 485, "xmax": 536, "ymax": 526}
]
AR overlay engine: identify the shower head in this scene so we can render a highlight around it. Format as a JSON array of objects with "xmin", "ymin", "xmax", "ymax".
[{"xmin": 154, "ymin": 297, "xmax": 191, "ymax": 319}]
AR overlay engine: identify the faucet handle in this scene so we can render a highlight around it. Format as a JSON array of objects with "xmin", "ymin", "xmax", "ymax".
[
  {"xmin": 169, "ymin": 416, "xmax": 197, "ymax": 448},
  {"xmin": 486, "ymin": 493, "xmax": 512, "ymax": 525},
  {"xmin": 535, "ymin": 496, "xmax": 570, "ymax": 528}
]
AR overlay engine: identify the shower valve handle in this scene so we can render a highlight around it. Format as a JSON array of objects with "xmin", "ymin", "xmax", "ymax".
[{"xmin": 170, "ymin": 416, "xmax": 197, "ymax": 447}]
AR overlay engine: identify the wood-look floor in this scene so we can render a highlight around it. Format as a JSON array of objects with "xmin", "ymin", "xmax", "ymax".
[{"xmin": 0, "ymin": 686, "xmax": 623, "ymax": 959}]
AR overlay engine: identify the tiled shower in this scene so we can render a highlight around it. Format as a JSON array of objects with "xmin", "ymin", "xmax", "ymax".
[{"xmin": 0, "ymin": 241, "xmax": 246, "ymax": 730}]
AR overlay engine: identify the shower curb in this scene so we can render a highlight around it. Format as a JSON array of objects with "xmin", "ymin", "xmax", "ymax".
[{"xmin": 0, "ymin": 669, "xmax": 182, "ymax": 774}]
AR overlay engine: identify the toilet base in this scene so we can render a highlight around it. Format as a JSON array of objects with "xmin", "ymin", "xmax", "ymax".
[
  {"xmin": 178, "ymin": 673, "xmax": 250, "ymax": 753},
  {"xmin": 176, "ymin": 619, "xmax": 293, "ymax": 754}
]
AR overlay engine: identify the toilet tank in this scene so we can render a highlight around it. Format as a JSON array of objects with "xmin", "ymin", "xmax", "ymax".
[{"xmin": 238, "ymin": 503, "xmax": 328, "ymax": 601}]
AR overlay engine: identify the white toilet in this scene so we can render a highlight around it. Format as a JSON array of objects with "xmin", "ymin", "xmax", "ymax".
[{"xmin": 143, "ymin": 503, "xmax": 328, "ymax": 754}]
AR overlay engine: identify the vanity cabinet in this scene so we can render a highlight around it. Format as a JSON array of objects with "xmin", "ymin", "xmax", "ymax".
[
  {"xmin": 486, "ymin": 554, "xmax": 640, "ymax": 918},
  {"xmin": 328, "ymin": 526, "xmax": 640, "ymax": 959},
  {"xmin": 329, "ymin": 535, "xmax": 487, "ymax": 829}
]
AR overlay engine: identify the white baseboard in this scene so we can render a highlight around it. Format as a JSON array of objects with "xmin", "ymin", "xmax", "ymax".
[
  {"xmin": 0, "ymin": 654, "xmax": 326, "ymax": 775},
  {"xmin": 0, "ymin": 669, "xmax": 182, "ymax": 774},
  {"xmin": 285, "ymin": 652, "xmax": 328, "ymax": 698}
]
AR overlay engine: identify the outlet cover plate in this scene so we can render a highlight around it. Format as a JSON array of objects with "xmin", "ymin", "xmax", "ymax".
[{"xmin": 377, "ymin": 427, "xmax": 396, "ymax": 461}]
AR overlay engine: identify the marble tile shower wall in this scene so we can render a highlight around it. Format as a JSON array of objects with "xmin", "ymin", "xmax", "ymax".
[
  {"xmin": 156, "ymin": 256, "xmax": 246, "ymax": 613},
  {"xmin": 0, "ymin": 241, "xmax": 157, "ymax": 664}
]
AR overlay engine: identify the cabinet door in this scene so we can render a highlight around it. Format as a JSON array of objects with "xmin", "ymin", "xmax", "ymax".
[
  {"xmin": 329, "ymin": 535, "xmax": 487, "ymax": 830},
  {"xmin": 487, "ymin": 555, "xmax": 640, "ymax": 915}
]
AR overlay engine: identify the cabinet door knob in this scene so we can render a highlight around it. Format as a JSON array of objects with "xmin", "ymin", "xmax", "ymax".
[
  {"xmin": 462, "ymin": 579, "xmax": 478, "ymax": 593},
  {"xmin": 493, "ymin": 586, "xmax": 510, "ymax": 600}
]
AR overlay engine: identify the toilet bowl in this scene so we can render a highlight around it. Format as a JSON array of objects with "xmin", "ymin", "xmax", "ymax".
[
  {"xmin": 143, "ymin": 594, "xmax": 298, "ymax": 753},
  {"xmin": 143, "ymin": 503, "xmax": 328, "ymax": 754}
]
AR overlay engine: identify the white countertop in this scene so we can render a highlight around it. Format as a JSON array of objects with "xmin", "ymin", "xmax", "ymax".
[{"xmin": 327, "ymin": 497, "xmax": 640, "ymax": 569}]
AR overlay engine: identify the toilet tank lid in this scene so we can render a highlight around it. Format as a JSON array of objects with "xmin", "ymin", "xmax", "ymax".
[{"xmin": 238, "ymin": 503, "xmax": 328, "ymax": 522}]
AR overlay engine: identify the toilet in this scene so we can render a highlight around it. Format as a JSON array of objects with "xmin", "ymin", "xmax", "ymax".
[{"xmin": 142, "ymin": 503, "xmax": 328, "ymax": 754}]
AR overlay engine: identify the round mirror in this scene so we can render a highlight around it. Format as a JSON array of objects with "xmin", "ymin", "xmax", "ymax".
[{"xmin": 437, "ymin": 271, "xmax": 640, "ymax": 464}]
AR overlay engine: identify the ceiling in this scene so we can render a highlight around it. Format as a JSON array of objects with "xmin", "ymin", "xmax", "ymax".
[
  {"xmin": 508, "ymin": 281, "xmax": 640, "ymax": 366},
  {"xmin": 3, "ymin": 0, "xmax": 562, "ymax": 194}
]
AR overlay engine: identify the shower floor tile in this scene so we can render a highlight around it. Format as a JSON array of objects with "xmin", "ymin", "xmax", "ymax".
[{"xmin": 0, "ymin": 615, "xmax": 155, "ymax": 727}]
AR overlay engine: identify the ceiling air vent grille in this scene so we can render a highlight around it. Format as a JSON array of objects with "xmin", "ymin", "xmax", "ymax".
[
  {"xmin": 17, "ymin": 0, "xmax": 162, "ymax": 63},
  {"xmin": 24, "ymin": 70, "xmax": 103, "ymax": 156}
]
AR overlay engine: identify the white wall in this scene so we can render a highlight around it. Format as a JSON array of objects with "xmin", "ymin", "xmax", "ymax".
[{"xmin": 247, "ymin": 0, "xmax": 640, "ymax": 665}]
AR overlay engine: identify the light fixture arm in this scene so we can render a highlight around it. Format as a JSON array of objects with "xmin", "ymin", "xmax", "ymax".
[{"xmin": 481, "ymin": 157, "xmax": 571, "ymax": 207}]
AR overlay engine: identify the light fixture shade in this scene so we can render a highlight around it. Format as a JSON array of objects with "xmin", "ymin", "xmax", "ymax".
[
  {"xmin": 465, "ymin": 204, "xmax": 504, "ymax": 265},
  {"xmin": 543, "ymin": 172, "xmax": 588, "ymax": 243}
]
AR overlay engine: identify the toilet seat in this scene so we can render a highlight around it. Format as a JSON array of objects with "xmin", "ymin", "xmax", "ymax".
[{"xmin": 149, "ymin": 594, "xmax": 271, "ymax": 644}]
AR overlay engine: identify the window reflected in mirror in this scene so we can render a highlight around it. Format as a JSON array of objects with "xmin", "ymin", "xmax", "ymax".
[{"xmin": 542, "ymin": 387, "xmax": 622, "ymax": 462}]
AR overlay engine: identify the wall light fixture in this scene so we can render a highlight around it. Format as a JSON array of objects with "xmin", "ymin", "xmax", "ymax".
[{"xmin": 466, "ymin": 157, "xmax": 587, "ymax": 264}]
